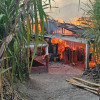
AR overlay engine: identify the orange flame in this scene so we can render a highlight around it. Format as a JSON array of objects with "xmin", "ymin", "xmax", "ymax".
[
  {"xmin": 51, "ymin": 17, "xmax": 86, "ymax": 59},
  {"xmin": 51, "ymin": 17, "xmax": 96, "ymax": 67},
  {"xmin": 28, "ymin": 17, "xmax": 96, "ymax": 67}
]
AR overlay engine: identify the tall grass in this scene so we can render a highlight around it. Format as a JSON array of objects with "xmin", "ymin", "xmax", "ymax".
[{"xmin": 0, "ymin": 0, "xmax": 52, "ymax": 99}]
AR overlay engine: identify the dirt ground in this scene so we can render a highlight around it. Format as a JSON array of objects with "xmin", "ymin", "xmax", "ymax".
[
  {"xmin": 48, "ymin": 62, "xmax": 83, "ymax": 75},
  {"xmin": 15, "ymin": 72, "xmax": 99, "ymax": 100}
]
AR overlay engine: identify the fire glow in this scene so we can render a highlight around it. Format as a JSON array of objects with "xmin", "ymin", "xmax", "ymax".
[
  {"xmin": 51, "ymin": 17, "xmax": 95, "ymax": 67},
  {"xmin": 51, "ymin": 17, "xmax": 85, "ymax": 59},
  {"xmin": 30, "ymin": 17, "xmax": 96, "ymax": 67}
]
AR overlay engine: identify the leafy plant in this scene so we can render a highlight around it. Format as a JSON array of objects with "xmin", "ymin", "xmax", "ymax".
[
  {"xmin": 0, "ymin": 67, "xmax": 12, "ymax": 75},
  {"xmin": 81, "ymin": 0, "xmax": 100, "ymax": 73},
  {"xmin": 0, "ymin": 0, "xmax": 51, "ymax": 79},
  {"xmin": 0, "ymin": 0, "xmax": 52, "ymax": 99}
]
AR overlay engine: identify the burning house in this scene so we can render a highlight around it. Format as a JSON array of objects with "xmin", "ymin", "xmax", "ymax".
[
  {"xmin": 31, "ymin": 18, "xmax": 95, "ymax": 72},
  {"xmin": 43, "ymin": 18, "xmax": 95, "ymax": 70}
]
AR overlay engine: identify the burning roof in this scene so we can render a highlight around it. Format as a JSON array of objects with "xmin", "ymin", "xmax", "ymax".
[
  {"xmin": 31, "ymin": 17, "xmax": 91, "ymax": 44},
  {"xmin": 44, "ymin": 18, "xmax": 89, "ymax": 38}
]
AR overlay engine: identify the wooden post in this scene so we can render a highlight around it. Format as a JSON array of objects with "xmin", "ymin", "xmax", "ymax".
[
  {"xmin": 45, "ymin": 46, "xmax": 49, "ymax": 67},
  {"xmin": 85, "ymin": 42, "xmax": 89, "ymax": 70},
  {"xmin": 62, "ymin": 28, "xmax": 63, "ymax": 34}
]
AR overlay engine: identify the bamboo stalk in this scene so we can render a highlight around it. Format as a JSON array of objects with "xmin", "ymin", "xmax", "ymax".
[
  {"xmin": 0, "ymin": 73, "xmax": 3, "ymax": 100},
  {"xmin": 26, "ymin": 0, "xmax": 30, "ymax": 71},
  {"xmin": 73, "ymin": 77, "xmax": 100, "ymax": 87},
  {"xmin": 67, "ymin": 79, "xmax": 98, "ymax": 91},
  {"xmin": 0, "ymin": 34, "xmax": 13, "ymax": 58},
  {"xmin": 5, "ymin": 50, "xmax": 12, "ymax": 85},
  {"xmin": 0, "ymin": 52, "xmax": 5, "ymax": 100},
  {"xmin": 67, "ymin": 79, "xmax": 98, "ymax": 95},
  {"xmin": 27, "ymin": 15, "xmax": 30, "ymax": 71},
  {"xmin": 85, "ymin": 88, "xmax": 98, "ymax": 95}
]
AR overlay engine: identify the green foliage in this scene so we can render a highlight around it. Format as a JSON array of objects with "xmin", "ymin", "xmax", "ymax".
[
  {"xmin": 82, "ymin": 0, "xmax": 100, "ymax": 67},
  {"xmin": 0, "ymin": 67, "xmax": 12, "ymax": 75},
  {"xmin": 0, "ymin": 14, "xmax": 5, "ymax": 20},
  {"xmin": 0, "ymin": 0, "xmax": 51, "ymax": 81}
]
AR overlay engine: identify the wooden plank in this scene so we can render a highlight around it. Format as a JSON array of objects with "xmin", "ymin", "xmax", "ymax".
[
  {"xmin": 66, "ymin": 79, "xmax": 98, "ymax": 91},
  {"xmin": 73, "ymin": 77, "xmax": 100, "ymax": 87},
  {"xmin": 85, "ymin": 88, "xmax": 98, "ymax": 95},
  {"xmin": 66, "ymin": 79, "xmax": 98, "ymax": 95},
  {"xmin": 85, "ymin": 43, "xmax": 89, "ymax": 69}
]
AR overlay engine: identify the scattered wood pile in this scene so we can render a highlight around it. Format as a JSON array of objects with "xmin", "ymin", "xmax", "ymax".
[
  {"xmin": 66, "ymin": 77, "xmax": 100, "ymax": 95},
  {"xmin": 83, "ymin": 67, "xmax": 100, "ymax": 83}
]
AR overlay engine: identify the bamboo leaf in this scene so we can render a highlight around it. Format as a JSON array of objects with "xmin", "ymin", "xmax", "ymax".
[
  {"xmin": 13, "ymin": 39, "xmax": 18, "ymax": 55},
  {"xmin": 0, "ymin": 14, "xmax": 5, "ymax": 20},
  {"xmin": 0, "ymin": 67, "xmax": 12, "ymax": 75}
]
